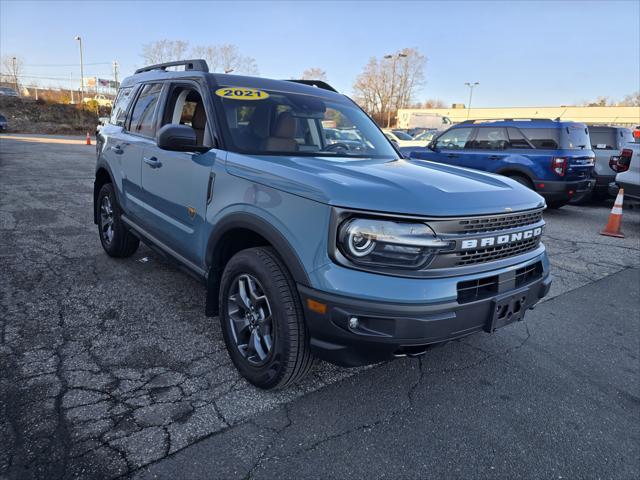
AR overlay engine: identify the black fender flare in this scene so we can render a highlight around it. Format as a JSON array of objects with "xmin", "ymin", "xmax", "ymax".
[
  {"xmin": 205, "ymin": 211, "xmax": 310, "ymax": 286},
  {"xmin": 495, "ymin": 165, "xmax": 536, "ymax": 185},
  {"xmin": 203, "ymin": 212, "xmax": 311, "ymax": 317},
  {"xmin": 93, "ymin": 162, "xmax": 118, "ymax": 224}
]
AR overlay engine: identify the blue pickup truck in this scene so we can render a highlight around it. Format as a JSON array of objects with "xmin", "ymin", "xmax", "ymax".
[
  {"xmin": 407, "ymin": 119, "xmax": 595, "ymax": 208},
  {"xmin": 94, "ymin": 60, "xmax": 551, "ymax": 389}
]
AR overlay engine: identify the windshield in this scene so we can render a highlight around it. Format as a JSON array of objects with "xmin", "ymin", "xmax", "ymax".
[{"xmin": 215, "ymin": 87, "xmax": 397, "ymax": 158}]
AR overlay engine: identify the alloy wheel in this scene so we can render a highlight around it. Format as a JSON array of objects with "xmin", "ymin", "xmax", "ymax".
[
  {"xmin": 227, "ymin": 274, "xmax": 274, "ymax": 366},
  {"xmin": 100, "ymin": 195, "xmax": 114, "ymax": 245}
]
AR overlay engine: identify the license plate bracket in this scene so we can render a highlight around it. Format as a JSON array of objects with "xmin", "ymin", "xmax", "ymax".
[{"xmin": 485, "ymin": 288, "xmax": 530, "ymax": 333}]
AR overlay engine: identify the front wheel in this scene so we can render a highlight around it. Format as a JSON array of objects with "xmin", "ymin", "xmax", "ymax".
[{"xmin": 219, "ymin": 247, "xmax": 314, "ymax": 389}]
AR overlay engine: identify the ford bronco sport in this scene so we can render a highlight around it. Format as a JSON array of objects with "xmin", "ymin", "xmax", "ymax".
[
  {"xmin": 94, "ymin": 60, "xmax": 552, "ymax": 389},
  {"xmin": 408, "ymin": 119, "xmax": 596, "ymax": 208}
]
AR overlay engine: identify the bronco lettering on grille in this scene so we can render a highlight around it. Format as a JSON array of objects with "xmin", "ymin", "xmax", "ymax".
[{"xmin": 460, "ymin": 227, "xmax": 543, "ymax": 250}]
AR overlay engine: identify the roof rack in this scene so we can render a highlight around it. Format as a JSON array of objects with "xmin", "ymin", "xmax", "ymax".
[
  {"xmin": 134, "ymin": 59, "xmax": 209, "ymax": 75},
  {"xmin": 459, "ymin": 118, "xmax": 553, "ymax": 124},
  {"xmin": 285, "ymin": 79, "xmax": 338, "ymax": 93}
]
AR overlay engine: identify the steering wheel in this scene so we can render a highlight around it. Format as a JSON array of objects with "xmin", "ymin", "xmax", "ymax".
[{"xmin": 324, "ymin": 142, "xmax": 350, "ymax": 153}]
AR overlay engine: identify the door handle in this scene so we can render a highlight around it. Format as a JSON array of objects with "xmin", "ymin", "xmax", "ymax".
[
  {"xmin": 447, "ymin": 153, "xmax": 458, "ymax": 158},
  {"xmin": 143, "ymin": 156, "xmax": 162, "ymax": 168},
  {"xmin": 111, "ymin": 145, "xmax": 123, "ymax": 154},
  {"xmin": 488, "ymin": 155, "xmax": 502, "ymax": 160}
]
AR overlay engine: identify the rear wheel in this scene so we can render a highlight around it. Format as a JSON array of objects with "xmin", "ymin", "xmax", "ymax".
[
  {"xmin": 507, "ymin": 174, "xmax": 534, "ymax": 190},
  {"xmin": 219, "ymin": 247, "xmax": 314, "ymax": 390},
  {"xmin": 97, "ymin": 183, "xmax": 139, "ymax": 257}
]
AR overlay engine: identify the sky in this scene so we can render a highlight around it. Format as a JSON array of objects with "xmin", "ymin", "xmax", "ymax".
[{"xmin": 1, "ymin": 0, "xmax": 639, "ymax": 107}]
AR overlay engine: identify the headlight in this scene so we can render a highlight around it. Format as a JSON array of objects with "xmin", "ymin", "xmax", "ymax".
[{"xmin": 337, "ymin": 218, "xmax": 451, "ymax": 270}]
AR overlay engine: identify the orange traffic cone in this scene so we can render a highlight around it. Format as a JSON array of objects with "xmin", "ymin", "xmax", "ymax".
[
  {"xmin": 86, "ymin": 132, "xmax": 91, "ymax": 146},
  {"xmin": 600, "ymin": 188, "xmax": 625, "ymax": 238}
]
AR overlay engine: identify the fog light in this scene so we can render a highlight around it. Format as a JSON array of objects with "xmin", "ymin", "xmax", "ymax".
[{"xmin": 349, "ymin": 317, "xmax": 359, "ymax": 329}]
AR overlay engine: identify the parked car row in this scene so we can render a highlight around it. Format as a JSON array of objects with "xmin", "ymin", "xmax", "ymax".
[{"xmin": 402, "ymin": 119, "xmax": 637, "ymax": 208}]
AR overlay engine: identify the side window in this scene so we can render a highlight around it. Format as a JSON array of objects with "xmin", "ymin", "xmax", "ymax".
[
  {"xmin": 435, "ymin": 127, "xmax": 473, "ymax": 150},
  {"xmin": 110, "ymin": 87, "xmax": 134, "ymax": 126},
  {"xmin": 160, "ymin": 85, "xmax": 211, "ymax": 147},
  {"xmin": 507, "ymin": 127, "xmax": 532, "ymax": 149},
  {"xmin": 468, "ymin": 127, "xmax": 509, "ymax": 150},
  {"xmin": 128, "ymin": 83, "xmax": 163, "ymax": 138},
  {"xmin": 520, "ymin": 128, "xmax": 560, "ymax": 149}
]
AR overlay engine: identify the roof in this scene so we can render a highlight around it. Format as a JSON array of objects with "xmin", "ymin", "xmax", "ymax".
[
  {"xmin": 120, "ymin": 69, "xmax": 343, "ymax": 101},
  {"xmin": 454, "ymin": 118, "xmax": 586, "ymax": 128}
]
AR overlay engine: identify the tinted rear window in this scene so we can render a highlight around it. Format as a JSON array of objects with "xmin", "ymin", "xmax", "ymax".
[{"xmin": 521, "ymin": 125, "xmax": 590, "ymax": 150}]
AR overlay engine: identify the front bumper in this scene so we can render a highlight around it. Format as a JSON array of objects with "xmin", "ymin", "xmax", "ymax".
[
  {"xmin": 299, "ymin": 260, "xmax": 552, "ymax": 367},
  {"xmin": 535, "ymin": 179, "xmax": 594, "ymax": 204}
]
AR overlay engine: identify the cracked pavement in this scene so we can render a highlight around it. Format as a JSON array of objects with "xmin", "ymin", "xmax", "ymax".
[{"xmin": 1, "ymin": 135, "xmax": 639, "ymax": 479}]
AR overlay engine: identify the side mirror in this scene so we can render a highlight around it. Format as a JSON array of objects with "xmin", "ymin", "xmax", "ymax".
[
  {"xmin": 428, "ymin": 142, "xmax": 438, "ymax": 152},
  {"xmin": 157, "ymin": 124, "xmax": 209, "ymax": 153}
]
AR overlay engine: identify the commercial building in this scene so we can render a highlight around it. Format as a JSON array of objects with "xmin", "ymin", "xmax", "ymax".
[{"xmin": 397, "ymin": 105, "xmax": 640, "ymax": 128}]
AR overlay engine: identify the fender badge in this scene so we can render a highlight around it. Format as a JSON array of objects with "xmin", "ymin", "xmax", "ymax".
[
  {"xmin": 504, "ymin": 207, "xmax": 513, "ymax": 212},
  {"xmin": 187, "ymin": 206, "xmax": 196, "ymax": 219}
]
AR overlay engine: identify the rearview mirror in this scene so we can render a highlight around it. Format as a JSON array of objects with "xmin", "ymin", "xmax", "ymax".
[{"xmin": 157, "ymin": 124, "xmax": 210, "ymax": 153}]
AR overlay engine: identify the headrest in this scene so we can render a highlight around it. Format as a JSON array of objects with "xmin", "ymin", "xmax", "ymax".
[{"xmin": 273, "ymin": 111, "xmax": 296, "ymax": 138}]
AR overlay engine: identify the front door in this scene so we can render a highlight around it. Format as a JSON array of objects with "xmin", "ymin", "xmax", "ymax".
[
  {"xmin": 431, "ymin": 127, "xmax": 474, "ymax": 167},
  {"xmin": 139, "ymin": 82, "xmax": 217, "ymax": 265}
]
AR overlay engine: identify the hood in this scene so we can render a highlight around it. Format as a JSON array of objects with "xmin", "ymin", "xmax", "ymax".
[{"xmin": 225, "ymin": 154, "xmax": 545, "ymax": 217}]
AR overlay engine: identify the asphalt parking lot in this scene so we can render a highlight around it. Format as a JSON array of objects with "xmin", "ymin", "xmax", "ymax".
[{"xmin": 1, "ymin": 134, "xmax": 639, "ymax": 480}]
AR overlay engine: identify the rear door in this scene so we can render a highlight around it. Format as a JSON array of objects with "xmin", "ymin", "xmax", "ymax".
[
  {"xmin": 460, "ymin": 126, "xmax": 510, "ymax": 171},
  {"xmin": 115, "ymin": 83, "xmax": 164, "ymax": 221},
  {"xmin": 139, "ymin": 80, "xmax": 218, "ymax": 265}
]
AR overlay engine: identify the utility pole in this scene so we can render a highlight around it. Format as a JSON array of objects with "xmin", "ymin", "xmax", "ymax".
[
  {"xmin": 75, "ymin": 36, "xmax": 85, "ymax": 105},
  {"xmin": 112, "ymin": 60, "xmax": 119, "ymax": 90},
  {"xmin": 383, "ymin": 51, "xmax": 408, "ymax": 128},
  {"xmin": 11, "ymin": 56, "xmax": 18, "ymax": 94},
  {"xmin": 464, "ymin": 82, "xmax": 479, "ymax": 119}
]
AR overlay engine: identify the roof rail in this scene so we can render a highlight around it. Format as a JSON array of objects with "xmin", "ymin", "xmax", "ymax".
[
  {"xmin": 458, "ymin": 118, "xmax": 553, "ymax": 124},
  {"xmin": 285, "ymin": 79, "xmax": 338, "ymax": 92},
  {"xmin": 134, "ymin": 59, "xmax": 209, "ymax": 75}
]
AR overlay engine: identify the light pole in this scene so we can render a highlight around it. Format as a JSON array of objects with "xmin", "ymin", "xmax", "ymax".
[
  {"xmin": 75, "ymin": 36, "xmax": 85, "ymax": 105},
  {"xmin": 383, "ymin": 51, "xmax": 408, "ymax": 128},
  {"xmin": 464, "ymin": 82, "xmax": 479, "ymax": 119}
]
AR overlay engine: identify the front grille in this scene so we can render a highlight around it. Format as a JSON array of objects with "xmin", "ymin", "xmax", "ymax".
[
  {"xmin": 456, "ymin": 237, "xmax": 540, "ymax": 266},
  {"xmin": 457, "ymin": 275, "xmax": 499, "ymax": 303},
  {"xmin": 457, "ymin": 210, "xmax": 543, "ymax": 234},
  {"xmin": 515, "ymin": 261, "xmax": 543, "ymax": 287}
]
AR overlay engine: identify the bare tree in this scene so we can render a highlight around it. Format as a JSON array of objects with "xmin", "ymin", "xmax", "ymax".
[
  {"xmin": 301, "ymin": 67, "xmax": 327, "ymax": 81},
  {"xmin": 191, "ymin": 44, "xmax": 258, "ymax": 75},
  {"xmin": 141, "ymin": 40, "xmax": 190, "ymax": 65},
  {"xmin": 352, "ymin": 48, "xmax": 426, "ymax": 126},
  {"xmin": 2, "ymin": 55, "xmax": 24, "ymax": 94},
  {"xmin": 423, "ymin": 98, "xmax": 446, "ymax": 108},
  {"xmin": 619, "ymin": 91, "xmax": 640, "ymax": 107}
]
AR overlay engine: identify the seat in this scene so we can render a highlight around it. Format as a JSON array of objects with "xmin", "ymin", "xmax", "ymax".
[
  {"xmin": 192, "ymin": 103, "xmax": 207, "ymax": 146},
  {"xmin": 264, "ymin": 112, "xmax": 298, "ymax": 152}
]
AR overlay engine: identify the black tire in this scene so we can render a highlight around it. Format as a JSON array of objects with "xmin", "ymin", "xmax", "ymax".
[
  {"xmin": 545, "ymin": 200, "xmax": 567, "ymax": 209},
  {"xmin": 508, "ymin": 174, "xmax": 534, "ymax": 190},
  {"xmin": 219, "ymin": 247, "xmax": 314, "ymax": 390},
  {"xmin": 97, "ymin": 183, "xmax": 139, "ymax": 257}
]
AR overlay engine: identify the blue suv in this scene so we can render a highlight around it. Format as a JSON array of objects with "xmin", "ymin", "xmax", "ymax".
[
  {"xmin": 408, "ymin": 119, "xmax": 595, "ymax": 208},
  {"xmin": 94, "ymin": 60, "xmax": 551, "ymax": 389}
]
